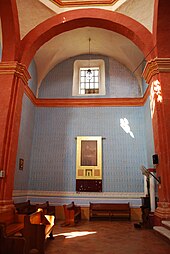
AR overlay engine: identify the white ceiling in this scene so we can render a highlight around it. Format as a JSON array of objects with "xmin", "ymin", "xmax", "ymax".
[
  {"xmin": 35, "ymin": 27, "xmax": 144, "ymax": 88},
  {"xmin": 9, "ymin": 0, "xmax": 155, "ymax": 88}
]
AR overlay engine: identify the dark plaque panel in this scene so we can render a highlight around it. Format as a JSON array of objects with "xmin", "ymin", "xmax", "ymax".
[
  {"xmin": 81, "ymin": 140, "xmax": 97, "ymax": 166},
  {"xmin": 76, "ymin": 179, "xmax": 102, "ymax": 192}
]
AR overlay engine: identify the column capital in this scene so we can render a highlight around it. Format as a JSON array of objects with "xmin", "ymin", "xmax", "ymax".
[
  {"xmin": 0, "ymin": 61, "xmax": 30, "ymax": 85},
  {"xmin": 142, "ymin": 58, "xmax": 170, "ymax": 84}
]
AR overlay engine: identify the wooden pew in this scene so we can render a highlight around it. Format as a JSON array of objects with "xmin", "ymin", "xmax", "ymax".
[
  {"xmin": 0, "ymin": 224, "xmax": 26, "ymax": 254},
  {"xmin": 23, "ymin": 209, "xmax": 55, "ymax": 254},
  {"xmin": 62, "ymin": 201, "xmax": 81, "ymax": 226},
  {"xmin": 0, "ymin": 207, "xmax": 24, "ymax": 237},
  {"xmin": 89, "ymin": 203, "xmax": 131, "ymax": 221},
  {"xmin": 36, "ymin": 201, "xmax": 55, "ymax": 217},
  {"xmin": 15, "ymin": 200, "xmax": 36, "ymax": 215}
]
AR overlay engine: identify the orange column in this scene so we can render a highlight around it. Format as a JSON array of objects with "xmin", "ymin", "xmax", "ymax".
[
  {"xmin": 143, "ymin": 58, "xmax": 170, "ymax": 225},
  {"xmin": 0, "ymin": 61, "xmax": 30, "ymax": 210}
]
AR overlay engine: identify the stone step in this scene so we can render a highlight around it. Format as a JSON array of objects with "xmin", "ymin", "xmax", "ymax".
[
  {"xmin": 153, "ymin": 226, "xmax": 170, "ymax": 242},
  {"xmin": 162, "ymin": 220, "xmax": 170, "ymax": 230}
]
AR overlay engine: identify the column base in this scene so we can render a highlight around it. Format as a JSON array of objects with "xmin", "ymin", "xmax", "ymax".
[{"xmin": 154, "ymin": 202, "xmax": 170, "ymax": 225}]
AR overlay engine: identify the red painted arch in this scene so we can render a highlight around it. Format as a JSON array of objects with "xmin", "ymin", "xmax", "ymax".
[
  {"xmin": 18, "ymin": 8, "xmax": 155, "ymax": 67},
  {"xmin": 0, "ymin": 0, "xmax": 20, "ymax": 61},
  {"xmin": 155, "ymin": 0, "xmax": 170, "ymax": 57}
]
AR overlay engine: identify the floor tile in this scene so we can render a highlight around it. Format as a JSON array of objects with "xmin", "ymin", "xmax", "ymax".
[{"xmin": 45, "ymin": 220, "xmax": 170, "ymax": 254}]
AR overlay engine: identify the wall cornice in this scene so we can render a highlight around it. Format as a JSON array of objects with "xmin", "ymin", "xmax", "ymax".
[
  {"xmin": 51, "ymin": 0, "xmax": 118, "ymax": 7},
  {"xmin": 0, "ymin": 61, "xmax": 30, "ymax": 85},
  {"xmin": 25, "ymin": 86, "xmax": 150, "ymax": 107},
  {"xmin": 142, "ymin": 58, "xmax": 170, "ymax": 84},
  {"xmin": 36, "ymin": 97, "xmax": 144, "ymax": 107}
]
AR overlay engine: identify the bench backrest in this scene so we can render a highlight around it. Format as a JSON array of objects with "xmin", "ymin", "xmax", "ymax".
[
  {"xmin": 36, "ymin": 201, "xmax": 49, "ymax": 212},
  {"xmin": 30, "ymin": 211, "xmax": 42, "ymax": 224},
  {"xmin": 66, "ymin": 201, "xmax": 75, "ymax": 210},
  {"xmin": 15, "ymin": 200, "xmax": 31, "ymax": 209},
  {"xmin": 90, "ymin": 203, "xmax": 130, "ymax": 211},
  {"xmin": 36, "ymin": 201, "xmax": 55, "ymax": 217},
  {"xmin": 15, "ymin": 200, "xmax": 36, "ymax": 215},
  {"xmin": 25, "ymin": 209, "xmax": 50, "ymax": 226}
]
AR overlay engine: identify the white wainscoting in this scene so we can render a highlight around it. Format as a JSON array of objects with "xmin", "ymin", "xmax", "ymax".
[{"xmin": 13, "ymin": 190, "xmax": 144, "ymax": 207}]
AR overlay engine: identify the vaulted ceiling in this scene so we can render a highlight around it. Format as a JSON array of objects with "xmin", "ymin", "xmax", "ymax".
[{"xmin": 3, "ymin": 0, "xmax": 155, "ymax": 88}]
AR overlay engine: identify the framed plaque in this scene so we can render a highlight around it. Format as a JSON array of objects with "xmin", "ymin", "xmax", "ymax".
[{"xmin": 76, "ymin": 136, "xmax": 102, "ymax": 180}]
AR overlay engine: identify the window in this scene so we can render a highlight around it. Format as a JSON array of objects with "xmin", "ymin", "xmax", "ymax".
[
  {"xmin": 72, "ymin": 59, "xmax": 105, "ymax": 96},
  {"xmin": 79, "ymin": 67, "xmax": 99, "ymax": 95}
]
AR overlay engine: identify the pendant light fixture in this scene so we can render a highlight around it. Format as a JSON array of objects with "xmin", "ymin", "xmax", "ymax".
[{"xmin": 86, "ymin": 38, "xmax": 93, "ymax": 80}]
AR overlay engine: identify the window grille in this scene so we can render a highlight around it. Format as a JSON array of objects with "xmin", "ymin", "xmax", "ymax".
[{"xmin": 79, "ymin": 67, "xmax": 99, "ymax": 95}]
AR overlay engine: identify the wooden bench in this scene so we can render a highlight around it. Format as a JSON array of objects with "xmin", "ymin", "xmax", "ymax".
[
  {"xmin": 89, "ymin": 203, "xmax": 131, "ymax": 221},
  {"xmin": 0, "ymin": 224, "xmax": 26, "ymax": 254},
  {"xmin": 0, "ymin": 207, "xmax": 24, "ymax": 237},
  {"xmin": 36, "ymin": 201, "xmax": 55, "ymax": 217},
  {"xmin": 23, "ymin": 209, "xmax": 55, "ymax": 254},
  {"xmin": 62, "ymin": 201, "xmax": 81, "ymax": 226},
  {"xmin": 15, "ymin": 200, "xmax": 36, "ymax": 215}
]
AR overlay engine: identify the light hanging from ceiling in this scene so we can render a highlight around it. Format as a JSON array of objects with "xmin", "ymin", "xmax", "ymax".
[{"xmin": 86, "ymin": 38, "xmax": 93, "ymax": 80}]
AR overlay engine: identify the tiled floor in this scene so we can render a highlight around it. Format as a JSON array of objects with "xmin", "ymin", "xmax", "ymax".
[{"xmin": 45, "ymin": 220, "xmax": 170, "ymax": 254}]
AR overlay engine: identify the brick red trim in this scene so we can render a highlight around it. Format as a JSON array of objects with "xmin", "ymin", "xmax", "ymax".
[
  {"xmin": 24, "ymin": 86, "xmax": 150, "ymax": 107},
  {"xmin": 52, "ymin": 0, "xmax": 118, "ymax": 7},
  {"xmin": 0, "ymin": 0, "xmax": 20, "ymax": 60},
  {"xmin": 143, "ymin": 58, "xmax": 170, "ymax": 84},
  {"xmin": 18, "ymin": 9, "xmax": 155, "ymax": 67}
]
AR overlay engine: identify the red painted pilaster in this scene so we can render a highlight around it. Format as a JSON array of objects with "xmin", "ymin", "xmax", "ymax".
[
  {"xmin": 143, "ymin": 58, "xmax": 170, "ymax": 224},
  {"xmin": 0, "ymin": 62, "xmax": 30, "ymax": 210}
]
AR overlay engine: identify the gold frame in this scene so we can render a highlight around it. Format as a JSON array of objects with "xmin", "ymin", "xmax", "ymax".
[{"xmin": 76, "ymin": 136, "xmax": 102, "ymax": 180}]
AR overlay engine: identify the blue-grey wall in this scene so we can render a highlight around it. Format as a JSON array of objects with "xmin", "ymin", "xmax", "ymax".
[
  {"xmin": 14, "ymin": 95, "xmax": 35, "ymax": 190},
  {"xmin": 39, "ymin": 55, "xmax": 141, "ymax": 98},
  {"xmin": 14, "ymin": 59, "xmax": 37, "ymax": 192},
  {"xmin": 28, "ymin": 106, "xmax": 147, "ymax": 193},
  {"xmin": 14, "ymin": 55, "xmax": 154, "ymax": 206},
  {"xmin": 28, "ymin": 60, "xmax": 37, "ymax": 96},
  {"xmin": 142, "ymin": 78, "xmax": 148, "ymax": 95},
  {"xmin": 144, "ymin": 97, "xmax": 154, "ymax": 167}
]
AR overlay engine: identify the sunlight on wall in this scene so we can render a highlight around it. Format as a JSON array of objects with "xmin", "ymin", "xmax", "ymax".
[
  {"xmin": 150, "ymin": 80, "xmax": 162, "ymax": 118},
  {"xmin": 54, "ymin": 231, "xmax": 97, "ymax": 239},
  {"xmin": 120, "ymin": 118, "xmax": 135, "ymax": 138}
]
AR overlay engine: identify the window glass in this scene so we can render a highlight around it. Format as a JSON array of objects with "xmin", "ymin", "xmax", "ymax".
[
  {"xmin": 72, "ymin": 59, "xmax": 105, "ymax": 96},
  {"xmin": 80, "ymin": 67, "xmax": 99, "ymax": 95}
]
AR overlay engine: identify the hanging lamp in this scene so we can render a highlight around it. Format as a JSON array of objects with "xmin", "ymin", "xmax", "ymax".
[{"xmin": 86, "ymin": 38, "xmax": 93, "ymax": 80}]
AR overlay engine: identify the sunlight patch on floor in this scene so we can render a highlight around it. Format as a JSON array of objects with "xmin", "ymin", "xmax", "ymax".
[{"xmin": 53, "ymin": 231, "xmax": 97, "ymax": 239}]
